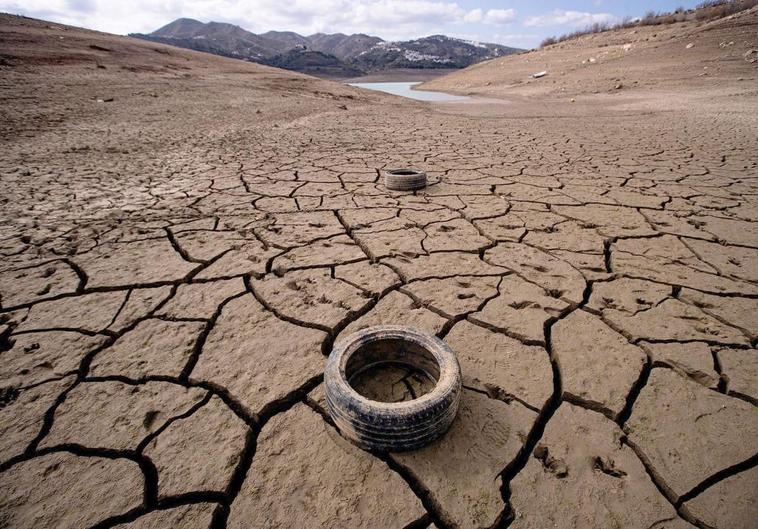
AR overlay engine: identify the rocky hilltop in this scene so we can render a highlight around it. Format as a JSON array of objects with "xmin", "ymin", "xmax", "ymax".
[{"xmin": 130, "ymin": 18, "xmax": 520, "ymax": 77}]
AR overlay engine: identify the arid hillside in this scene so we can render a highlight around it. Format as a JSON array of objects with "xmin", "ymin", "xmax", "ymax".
[
  {"xmin": 422, "ymin": 6, "xmax": 757, "ymax": 105},
  {"xmin": 0, "ymin": 13, "xmax": 399, "ymax": 138}
]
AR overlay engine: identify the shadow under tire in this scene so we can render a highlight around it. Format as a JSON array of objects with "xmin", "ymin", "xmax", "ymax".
[
  {"xmin": 324, "ymin": 325, "xmax": 461, "ymax": 452},
  {"xmin": 384, "ymin": 168, "xmax": 427, "ymax": 191}
]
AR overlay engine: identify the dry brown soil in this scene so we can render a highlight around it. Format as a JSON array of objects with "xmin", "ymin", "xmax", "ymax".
[{"xmin": 1, "ymin": 11, "xmax": 757, "ymax": 529}]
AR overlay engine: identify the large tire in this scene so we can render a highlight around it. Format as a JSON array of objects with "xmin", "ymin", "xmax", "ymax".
[
  {"xmin": 384, "ymin": 169, "xmax": 427, "ymax": 191},
  {"xmin": 324, "ymin": 326, "xmax": 461, "ymax": 451}
]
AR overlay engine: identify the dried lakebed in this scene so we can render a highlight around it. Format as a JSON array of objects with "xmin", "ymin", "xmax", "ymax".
[{"xmin": 1, "ymin": 13, "xmax": 757, "ymax": 529}]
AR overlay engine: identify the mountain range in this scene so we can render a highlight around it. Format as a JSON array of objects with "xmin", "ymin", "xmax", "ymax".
[{"xmin": 130, "ymin": 18, "xmax": 521, "ymax": 78}]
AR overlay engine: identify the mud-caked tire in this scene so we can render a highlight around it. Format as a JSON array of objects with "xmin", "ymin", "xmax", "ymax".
[
  {"xmin": 324, "ymin": 326, "xmax": 461, "ymax": 451},
  {"xmin": 384, "ymin": 169, "xmax": 427, "ymax": 191}
]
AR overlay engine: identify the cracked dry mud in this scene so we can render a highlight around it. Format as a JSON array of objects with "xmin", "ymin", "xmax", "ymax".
[{"xmin": 1, "ymin": 12, "xmax": 758, "ymax": 529}]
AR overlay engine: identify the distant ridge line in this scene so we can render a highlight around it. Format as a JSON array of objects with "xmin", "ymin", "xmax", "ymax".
[{"xmin": 130, "ymin": 18, "xmax": 522, "ymax": 78}]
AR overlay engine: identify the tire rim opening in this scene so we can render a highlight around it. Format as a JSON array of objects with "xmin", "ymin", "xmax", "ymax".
[
  {"xmin": 345, "ymin": 337, "xmax": 439, "ymax": 403},
  {"xmin": 388, "ymin": 169, "xmax": 421, "ymax": 176}
]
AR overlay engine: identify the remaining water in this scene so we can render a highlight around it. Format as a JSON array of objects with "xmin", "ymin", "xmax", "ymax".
[{"xmin": 348, "ymin": 81, "xmax": 469, "ymax": 102}]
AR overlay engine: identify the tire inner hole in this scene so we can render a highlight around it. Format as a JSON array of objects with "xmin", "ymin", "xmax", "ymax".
[
  {"xmin": 389, "ymin": 169, "xmax": 419, "ymax": 176},
  {"xmin": 346, "ymin": 338, "xmax": 439, "ymax": 403}
]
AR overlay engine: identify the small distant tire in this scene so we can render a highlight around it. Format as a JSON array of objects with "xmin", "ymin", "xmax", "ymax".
[
  {"xmin": 324, "ymin": 326, "xmax": 461, "ymax": 452},
  {"xmin": 384, "ymin": 168, "xmax": 427, "ymax": 191}
]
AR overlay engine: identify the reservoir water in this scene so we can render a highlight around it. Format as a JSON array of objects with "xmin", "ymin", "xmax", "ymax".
[{"xmin": 348, "ymin": 81, "xmax": 469, "ymax": 102}]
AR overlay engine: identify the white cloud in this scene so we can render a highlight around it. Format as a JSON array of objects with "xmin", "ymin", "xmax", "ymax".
[
  {"xmin": 523, "ymin": 9, "xmax": 618, "ymax": 28},
  {"xmin": 462, "ymin": 8, "xmax": 515, "ymax": 25},
  {"xmin": 482, "ymin": 8, "xmax": 516, "ymax": 25},
  {"xmin": 463, "ymin": 8, "xmax": 482, "ymax": 23},
  {"xmin": 349, "ymin": 0, "xmax": 467, "ymax": 29},
  {"xmin": 0, "ymin": 0, "xmax": 501, "ymax": 40},
  {"xmin": 492, "ymin": 32, "xmax": 540, "ymax": 49}
]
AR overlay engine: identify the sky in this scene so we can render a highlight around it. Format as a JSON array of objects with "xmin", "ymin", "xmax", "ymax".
[{"xmin": 2, "ymin": 1, "xmax": 705, "ymax": 49}]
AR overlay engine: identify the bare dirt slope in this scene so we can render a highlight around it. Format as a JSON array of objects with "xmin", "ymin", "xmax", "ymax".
[
  {"xmin": 1, "ymin": 12, "xmax": 757, "ymax": 529},
  {"xmin": 0, "ymin": 13, "xmax": 401, "ymax": 135},
  {"xmin": 422, "ymin": 6, "xmax": 757, "ymax": 108}
]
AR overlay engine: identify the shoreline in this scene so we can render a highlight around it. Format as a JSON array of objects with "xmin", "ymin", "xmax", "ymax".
[{"xmin": 339, "ymin": 68, "xmax": 459, "ymax": 83}]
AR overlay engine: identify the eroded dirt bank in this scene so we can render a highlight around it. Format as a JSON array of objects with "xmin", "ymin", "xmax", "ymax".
[{"xmin": 1, "ymin": 12, "xmax": 757, "ymax": 529}]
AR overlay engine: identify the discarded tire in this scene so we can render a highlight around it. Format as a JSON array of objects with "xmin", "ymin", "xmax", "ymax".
[
  {"xmin": 325, "ymin": 326, "xmax": 461, "ymax": 451},
  {"xmin": 384, "ymin": 168, "xmax": 427, "ymax": 191}
]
